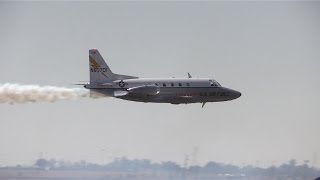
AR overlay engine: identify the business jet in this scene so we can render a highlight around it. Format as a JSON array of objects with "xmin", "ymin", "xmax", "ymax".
[{"xmin": 82, "ymin": 49, "xmax": 241, "ymax": 107}]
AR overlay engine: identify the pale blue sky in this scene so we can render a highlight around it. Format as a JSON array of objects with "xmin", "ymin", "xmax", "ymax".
[{"xmin": 0, "ymin": 1, "xmax": 320, "ymax": 167}]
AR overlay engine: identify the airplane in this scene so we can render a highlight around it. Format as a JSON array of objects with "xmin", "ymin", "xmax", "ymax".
[{"xmin": 82, "ymin": 49, "xmax": 241, "ymax": 107}]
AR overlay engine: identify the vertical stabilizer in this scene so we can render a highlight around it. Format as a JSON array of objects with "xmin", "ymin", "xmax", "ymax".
[
  {"xmin": 89, "ymin": 49, "xmax": 114, "ymax": 82},
  {"xmin": 89, "ymin": 49, "xmax": 138, "ymax": 83}
]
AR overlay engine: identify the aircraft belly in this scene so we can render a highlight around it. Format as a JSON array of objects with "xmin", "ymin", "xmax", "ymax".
[{"xmin": 90, "ymin": 87, "xmax": 237, "ymax": 104}]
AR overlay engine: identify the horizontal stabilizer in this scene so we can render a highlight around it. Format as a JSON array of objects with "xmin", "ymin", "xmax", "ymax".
[{"xmin": 73, "ymin": 83, "xmax": 87, "ymax": 85}]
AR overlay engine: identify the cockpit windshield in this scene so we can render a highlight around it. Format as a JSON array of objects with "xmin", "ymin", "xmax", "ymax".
[{"xmin": 209, "ymin": 79, "xmax": 221, "ymax": 87}]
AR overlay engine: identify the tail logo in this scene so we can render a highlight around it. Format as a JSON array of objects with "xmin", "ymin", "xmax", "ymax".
[
  {"xmin": 90, "ymin": 56, "xmax": 108, "ymax": 73},
  {"xmin": 90, "ymin": 56, "xmax": 101, "ymax": 68}
]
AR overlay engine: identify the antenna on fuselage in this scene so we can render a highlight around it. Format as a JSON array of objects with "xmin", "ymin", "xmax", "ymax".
[{"xmin": 187, "ymin": 72, "xmax": 192, "ymax": 78}]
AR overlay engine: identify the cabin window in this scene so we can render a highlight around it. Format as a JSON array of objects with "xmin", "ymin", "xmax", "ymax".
[
  {"xmin": 163, "ymin": 83, "xmax": 166, "ymax": 87},
  {"xmin": 171, "ymin": 83, "xmax": 174, "ymax": 87},
  {"xmin": 178, "ymin": 83, "xmax": 182, "ymax": 86},
  {"xmin": 204, "ymin": 92, "xmax": 207, "ymax": 96},
  {"xmin": 186, "ymin": 83, "xmax": 190, "ymax": 86},
  {"xmin": 199, "ymin": 92, "xmax": 203, "ymax": 96}
]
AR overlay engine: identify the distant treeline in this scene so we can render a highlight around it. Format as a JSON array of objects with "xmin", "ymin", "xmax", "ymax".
[{"xmin": 3, "ymin": 158, "xmax": 320, "ymax": 180}]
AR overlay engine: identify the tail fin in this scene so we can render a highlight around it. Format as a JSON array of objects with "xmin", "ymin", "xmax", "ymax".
[{"xmin": 89, "ymin": 49, "xmax": 137, "ymax": 83}]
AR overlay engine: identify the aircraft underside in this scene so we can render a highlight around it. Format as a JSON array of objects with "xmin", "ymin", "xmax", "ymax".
[{"xmin": 90, "ymin": 87, "xmax": 238, "ymax": 104}]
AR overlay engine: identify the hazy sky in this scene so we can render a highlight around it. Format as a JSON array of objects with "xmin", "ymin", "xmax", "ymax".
[{"xmin": 1, "ymin": 1, "xmax": 320, "ymax": 167}]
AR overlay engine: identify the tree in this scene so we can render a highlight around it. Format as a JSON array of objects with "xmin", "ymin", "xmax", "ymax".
[{"xmin": 35, "ymin": 158, "xmax": 49, "ymax": 169}]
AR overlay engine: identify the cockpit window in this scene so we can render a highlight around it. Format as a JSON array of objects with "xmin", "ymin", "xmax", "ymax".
[{"xmin": 209, "ymin": 80, "xmax": 221, "ymax": 87}]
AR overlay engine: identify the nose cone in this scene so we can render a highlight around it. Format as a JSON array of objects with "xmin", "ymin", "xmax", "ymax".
[
  {"xmin": 236, "ymin": 91, "xmax": 241, "ymax": 98},
  {"xmin": 231, "ymin": 90, "xmax": 241, "ymax": 99},
  {"xmin": 219, "ymin": 87, "xmax": 241, "ymax": 100}
]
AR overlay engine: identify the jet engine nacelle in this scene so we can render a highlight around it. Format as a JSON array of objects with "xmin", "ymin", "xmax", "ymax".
[{"xmin": 128, "ymin": 85, "xmax": 160, "ymax": 96}]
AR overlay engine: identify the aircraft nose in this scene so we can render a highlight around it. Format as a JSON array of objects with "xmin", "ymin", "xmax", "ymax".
[
  {"xmin": 237, "ymin": 91, "xmax": 241, "ymax": 98},
  {"xmin": 232, "ymin": 90, "xmax": 241, "ymax": 99}
]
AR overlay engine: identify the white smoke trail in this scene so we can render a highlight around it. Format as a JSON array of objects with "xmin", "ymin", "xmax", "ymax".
[{"xmin": 0, "ymin": 83, "xmax": 89, "ymax": 104}]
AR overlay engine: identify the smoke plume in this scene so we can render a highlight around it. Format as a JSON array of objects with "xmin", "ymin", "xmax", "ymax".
[{"xmin": 0, "ymin": 83, "xmax": 89, "ymax": 104}]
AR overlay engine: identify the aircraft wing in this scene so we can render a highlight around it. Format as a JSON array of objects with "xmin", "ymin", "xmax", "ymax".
[{"xmin": 114, "ymin": 85, "xmax": 160, "ymax": 97}]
